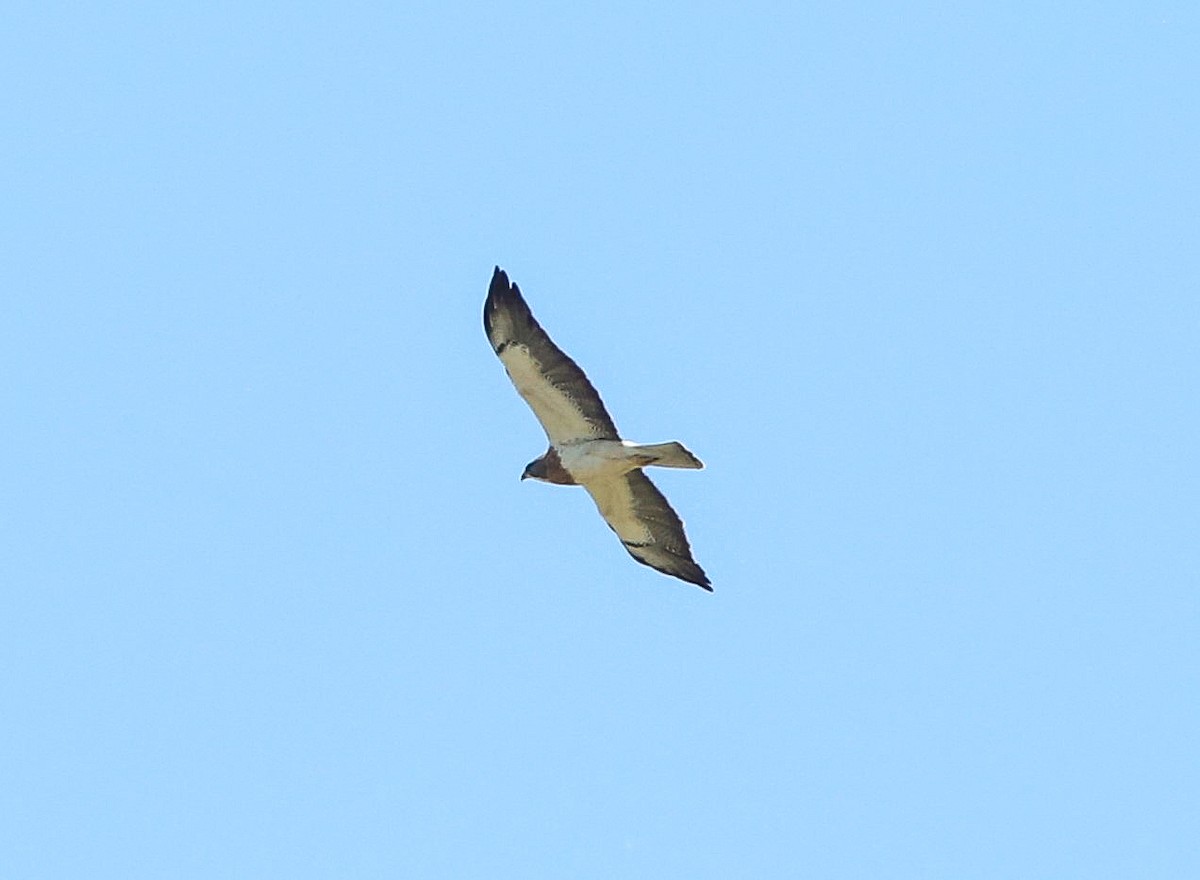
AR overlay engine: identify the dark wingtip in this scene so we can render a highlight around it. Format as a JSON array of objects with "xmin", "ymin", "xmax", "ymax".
[
  {"xmin": 484, "ymin": 264, "xmax": 533, "ymax": 342},
  {"xmin": 682, "ymin": 559, "xmax": 712, "ymax": 591},
  {"xmin": 485, "ymin": 266, "xmax": 511, "ymax": 340},
  {"xmin": 487, "ymin": 265, "xmax": 524, "ymax": 306},
  {"xmin": 673, "ymin": 562, "xmax": 713, "ymax": 591},
  {"xmin": 625, "ymin": 543, "xmax": 713, "ymax": 592},
  {"xmin": 489, "ymin": 265, "xmax": 510, "ymax": 297}
]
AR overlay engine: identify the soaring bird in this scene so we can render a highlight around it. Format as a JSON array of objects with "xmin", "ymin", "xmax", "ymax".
[{"xmin": 484, "ymin": 267, "xmax": 711, "ymax": 591}]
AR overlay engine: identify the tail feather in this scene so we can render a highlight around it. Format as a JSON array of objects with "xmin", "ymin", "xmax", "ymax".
[{"xmin": 640, "ymin": 441, "xmax": 704, "ymax": 470}]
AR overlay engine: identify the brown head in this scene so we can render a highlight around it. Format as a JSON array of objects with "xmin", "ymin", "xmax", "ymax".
[{"xmin": 520, "ymin": 448, "xmax": 575, "ymax": 485}]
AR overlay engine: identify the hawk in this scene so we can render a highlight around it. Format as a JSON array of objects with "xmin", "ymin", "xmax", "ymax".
[{"xmin": 484, "ymin": 267, "xmax": 711, "ymax": 591}]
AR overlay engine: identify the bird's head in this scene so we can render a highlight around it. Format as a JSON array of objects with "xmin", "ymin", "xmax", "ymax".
[{"xmin": 520, "ymin": 458, "xmax": 547, "ymax": 482}]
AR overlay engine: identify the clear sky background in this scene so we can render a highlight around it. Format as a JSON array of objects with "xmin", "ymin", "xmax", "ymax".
[{"xmin": 3, "ymin": 3, "xmax": 1197, "ymax": 877}]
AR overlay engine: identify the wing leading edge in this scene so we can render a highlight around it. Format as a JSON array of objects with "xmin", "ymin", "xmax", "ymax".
[{"xmin": 484, "ymin": 267, "xmax": 619, "ymax": 444}]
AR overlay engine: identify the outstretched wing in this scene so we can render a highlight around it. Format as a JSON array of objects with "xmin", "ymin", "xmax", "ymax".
[
  {"xmin": 584, "ymin": 470, "xmax": 711, "ymax": 591},
  {"xmin": 484, "ymin": 267, "xmax": 619, "ymax": 444}
]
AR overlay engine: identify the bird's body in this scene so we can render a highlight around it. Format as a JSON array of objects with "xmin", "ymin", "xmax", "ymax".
[
  {"xmin": 538, "ymin": 439, "xmax": 701, "ymax": 485},
  {"xmin": 484, "ymin": 267, "xmax": 711, "ymax": 591}
]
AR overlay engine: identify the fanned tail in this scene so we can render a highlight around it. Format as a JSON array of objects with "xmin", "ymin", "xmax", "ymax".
[{"xmin": 639, "ymin": 441, "xmax": 703, "ymax": 470}]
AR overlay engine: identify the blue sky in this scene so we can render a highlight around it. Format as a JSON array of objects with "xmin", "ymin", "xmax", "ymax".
[{"xmin": 3, "ymin": 2, "xmax": 1197, "ymax": 877}]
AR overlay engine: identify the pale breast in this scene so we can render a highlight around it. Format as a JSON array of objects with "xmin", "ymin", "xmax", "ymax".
[{"xmin": 558, "ymin": 440, "xmax": 650, "ymax": 484}]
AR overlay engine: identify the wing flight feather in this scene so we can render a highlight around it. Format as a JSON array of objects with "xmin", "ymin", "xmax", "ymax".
[
  {"xmin": 584, "ymin": 470, "xmax": 711, "ymax": 590},
  {"xmin": 484, "ymin": 267, "xmax": 619, "ymax": 444}
]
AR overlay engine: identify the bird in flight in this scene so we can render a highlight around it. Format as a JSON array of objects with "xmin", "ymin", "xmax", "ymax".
[{"xmin": 484, "ymin": 267, "xmax": 711, "ymax": 591}]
